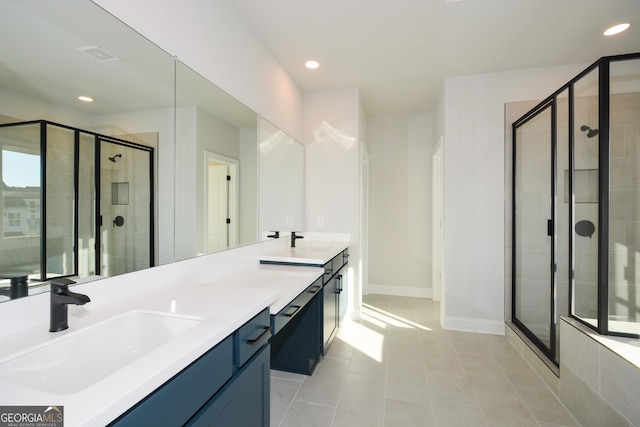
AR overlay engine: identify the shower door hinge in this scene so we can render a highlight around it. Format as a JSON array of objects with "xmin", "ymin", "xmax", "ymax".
[
  {"xmin": 226, "ymin": 218, "xmax": 231, "ymax": 224},
  {"xmin": 227, "ymin": 175, "xmax": 231, "ymax": 181},
  {"xmin": 547, "ymin": 219, "xmax": 553, "ymax": 236}
]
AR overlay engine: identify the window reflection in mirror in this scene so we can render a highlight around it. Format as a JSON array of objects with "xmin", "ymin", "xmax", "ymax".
[
  {"xmin": 3, "ymin": 150, "xmax": 40, "ymax": 238},
  {"xmin": 1, "ymin": 124, "xmax": 42, "ymax": 299}
]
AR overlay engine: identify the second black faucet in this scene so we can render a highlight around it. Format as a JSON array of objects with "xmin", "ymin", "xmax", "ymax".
[{"xmin": 290, "ymin": 231, "xmax": 304, "ymax": 248}]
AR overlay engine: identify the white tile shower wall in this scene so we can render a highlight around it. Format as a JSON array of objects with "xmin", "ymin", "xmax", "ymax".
[
  {"xmin": 560, "ymin": 318, "xmax": 639, "ymax": 427},
  {"xmin": 573, "ymin": 93, "xmax": 600, "ymax": 320},
  {"xmin": 46, "ymin": 126, "xmax": 76, "ymax": 276},
  {"xmin": 608, "ymin": 93, "xmax": 640, "ymax": 323}
]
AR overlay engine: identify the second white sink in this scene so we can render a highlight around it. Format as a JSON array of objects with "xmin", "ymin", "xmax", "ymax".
[{"xmin": 0, "ymin": 310, "xmax": 202, "ymax": 395}]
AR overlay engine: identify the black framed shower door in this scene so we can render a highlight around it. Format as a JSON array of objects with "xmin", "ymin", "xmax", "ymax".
[
  {"xmin": 0, "ymin": 120, "xmax": 154, "ymax": 284},
  {"xmin": 512, "ymin": 99, "xmax": 561, "ymax": 365}
]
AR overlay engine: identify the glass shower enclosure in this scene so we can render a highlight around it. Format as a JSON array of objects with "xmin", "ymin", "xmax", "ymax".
[
  {"xmin": 0, "ymin": 120, "xmax": 154, "ymax": 294},
  {"xmin": 512, "ymin": 53, "xmax": 640, "ymax": 365}
]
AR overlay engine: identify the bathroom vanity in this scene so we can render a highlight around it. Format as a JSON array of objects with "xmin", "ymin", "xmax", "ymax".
[
  {"xmin": 259, "ymin": 240, "xmax": 350, "ymax": 356},
  {"xmin": 0, "ymin": 237, "xmax": 348, "ymax": 425}
]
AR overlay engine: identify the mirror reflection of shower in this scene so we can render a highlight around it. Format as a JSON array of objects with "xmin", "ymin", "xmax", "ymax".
[
  {"xmin": 580, "ymin": 125, "xmax": 599, "ymax": 138},
  {"xmin": 108, "ymin": 153, "xmax": 122, "ymax": 162}
]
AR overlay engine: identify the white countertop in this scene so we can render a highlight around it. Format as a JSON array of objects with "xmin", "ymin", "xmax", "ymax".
[
  {"xmin": 0, "ymin": 265, "xmax": 321, "ymax": 426},
  {"xmin": 258, "ymin": 239, "xmax": 349, "ymax": 265},
  {"xmin": 0, "ymin": 237, "xmax": 345, "ymax": 426},
  {"xmin": 229, "ymin": 264, "xmax": 323, "ymax": 314}
]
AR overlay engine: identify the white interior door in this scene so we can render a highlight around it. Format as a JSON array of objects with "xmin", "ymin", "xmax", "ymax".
[{"xmin": 207, "ymin": 163, "xmax": 229, "ymax": 253}]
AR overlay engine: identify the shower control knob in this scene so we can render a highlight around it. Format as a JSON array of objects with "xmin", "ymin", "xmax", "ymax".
[{"xmin": 113, "ymin": 216, "xmax": 125, "ymax": 227}]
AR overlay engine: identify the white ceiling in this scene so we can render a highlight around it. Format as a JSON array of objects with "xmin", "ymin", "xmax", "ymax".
[{"xmin": 230, "ymin": 0, "xmax": 640, "ymax": 115}]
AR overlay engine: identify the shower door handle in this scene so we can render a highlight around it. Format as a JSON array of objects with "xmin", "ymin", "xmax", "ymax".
[{"xmin": 547, "ymin": 219, "xmax": 553, "ymax": 236}]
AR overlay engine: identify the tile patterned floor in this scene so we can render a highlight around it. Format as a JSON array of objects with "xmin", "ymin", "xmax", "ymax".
[{"xmin": 270, "ymin": 294, "xmax": 580, "ymax": 427}]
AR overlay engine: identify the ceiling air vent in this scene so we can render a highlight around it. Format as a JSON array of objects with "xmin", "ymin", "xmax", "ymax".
[{"xmin": 77, "ymin": 46, "xmax": 119, "ymax": 62}]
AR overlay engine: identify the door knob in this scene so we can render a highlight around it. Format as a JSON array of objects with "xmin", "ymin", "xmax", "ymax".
[{"xmin": 113, "ymin": 216, "xmax": 125, "ymax": 227}]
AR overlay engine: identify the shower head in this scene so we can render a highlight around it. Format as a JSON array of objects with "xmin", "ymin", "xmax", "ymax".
[
  {"xmin": 108, "ymin": 153, "xmax": 122, "ymax": 163},
  {"xmin": 580, "ymin": 125, "xmax": 599, "ymax": 138}
]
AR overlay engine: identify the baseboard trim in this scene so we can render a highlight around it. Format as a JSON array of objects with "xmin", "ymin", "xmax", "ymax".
[
  {"xmin": 365, "ymin": 284, "xmax": 432, "ymax": 299},
  {"xmin": 443, "ymin": 315, "xmax": 505, "ymax": 335}
]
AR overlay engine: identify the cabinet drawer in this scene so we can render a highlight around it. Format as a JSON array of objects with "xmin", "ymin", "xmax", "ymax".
[
  {"xmin": 333, "ymin": 250, "xmax": 348, "ymax": 271},
  {"xmin": 322, "ymin": 250, "xmax": 348, "ymax": 284},
  {"xmin": 235, "ymin": 308, "xmax": 271, "ymax": 368},
  {"xmin": 110, "ymin": 336, "xmax": 233, "ymax": 426},
  {"xmin": 322, "ymin": 261, "xmax": 334, "ymax": 283},
  {"xmin": 271, "ymin": 277, "xmax": 323, "ymax": 335},
  {"xmin": 341, "ymin": 249, "xmax": 349, "ymax": 268}
]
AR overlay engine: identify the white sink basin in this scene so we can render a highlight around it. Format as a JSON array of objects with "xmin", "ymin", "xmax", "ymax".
[{"xmin": 0, "ymin": 310, "xmax": 202, "ymax": 394}]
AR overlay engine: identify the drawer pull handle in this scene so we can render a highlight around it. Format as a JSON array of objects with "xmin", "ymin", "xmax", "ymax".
[
  {"xmin": 324, "ymin": 268, "xmax": 332, "ymax": 275},
  {"xmin": 336, "ymin": 274, "xmax": 343, "ymax": 293},
  {"xmin": 284, "ymin": 305, "xmax": 302, "ymax": 317},
  {"xmin": 247, "ymin": 326, "xmax": 271, "ymax": 346},
  {"xmin": 308, "ymin": 285, "xmax": 321, "ymax": 294}
]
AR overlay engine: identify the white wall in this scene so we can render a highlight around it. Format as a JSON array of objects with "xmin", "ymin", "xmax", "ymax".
[
  {"xmin": 440, "ymin": 63, "xmax": 588, "ymax": 334},
  {"xmin": 367, "ymin": 112, "xmax": 433, "ymax": 297},
  {"xmin": 304, "ymin": 88, "xmax": 363, "ymax": 317},
  {"xmin": 91, "ymin": 0, "xmax": 303, "ymax": 141}
]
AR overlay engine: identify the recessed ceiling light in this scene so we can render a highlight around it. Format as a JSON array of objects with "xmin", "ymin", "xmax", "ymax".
[
  {"xmin": 604, "ymin": 23, "xmax": 630, "ymax": 36},
  {"xmin": 78, "ymin": 96, "xmax": 93, "ymax": 102},
  {"xmin": 305, "ymin": 60, "xmax": 320, "ymax": 70}
]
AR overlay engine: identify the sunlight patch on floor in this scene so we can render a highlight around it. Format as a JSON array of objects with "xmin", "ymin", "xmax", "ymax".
[
  {"xmin": 362, "ymin": 303, "xmax": 433, "ymax": 331},
  {"xmin": 336, "ymin": 315, "xmax": 384, "ymax": 363},
  {"xmin": 334, "ymin": 301, "xmax": 434, "ymax": 363}
]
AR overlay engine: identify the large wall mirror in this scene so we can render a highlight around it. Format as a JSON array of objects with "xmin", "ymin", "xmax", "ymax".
[
  {"xmin": 0, "ymin": 0, "xmax": 175, "ymax": 302},
  {"xmin": 0, "ymin": 0, "xmax": 303, "ymax": 303},
  {"xmin": 258, "ymin": 118, "xmax": 304, "ymax": 235},
  {"xmin": 174, "ymin": 62, "xmax": 259, "ymax": 262}
]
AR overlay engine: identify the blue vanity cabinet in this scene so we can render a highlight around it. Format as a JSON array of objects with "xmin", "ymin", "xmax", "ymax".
[
  {"xmin": 109, "ymin": 308, "xmax": 271, "ymax": 427},
  {"xmin": 270, "ymin": 277, "xmax": 323, "ymax": 375},
  {"xmin": 260, "ymin": 248, "xmax": 349, "ymax": 358},
  {"xmin": 323, "ymin": 272, "xmax": 338, "ymax": 353},
  {"xmin": 187, "ymin": 344, "xmax": 270, "ymax": 427},
  {"xmin": 322, "ymin": 249, "xmax": 348, "ymax": 354}
]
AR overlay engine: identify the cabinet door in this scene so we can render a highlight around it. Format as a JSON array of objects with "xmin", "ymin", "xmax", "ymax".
[
  {"xmin": 187, "ymin": 344, "xmax": 270, "ymax": 427},
  {"xmin": 271, "ymin": 290, "xmax": 321, "ymax": 375},
  {"xmin": 336, "ymin": 270, "xmax": 346, "ymax": 325},
  {"xmin": 323, "ymin": 278, "xmax": 338, "ymax": 354}
]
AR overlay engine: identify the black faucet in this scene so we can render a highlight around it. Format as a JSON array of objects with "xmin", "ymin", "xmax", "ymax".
[
  {"xmin": 290, "ymin": 231, "xmax": 304, "ymax": 248},
  {"xmin": 50, "ymin": 278, "xmax": 90, "ymax": 332},
  {"xmin": 267, "ymin": 231, "xmax": 280, "ymax": 239}
]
